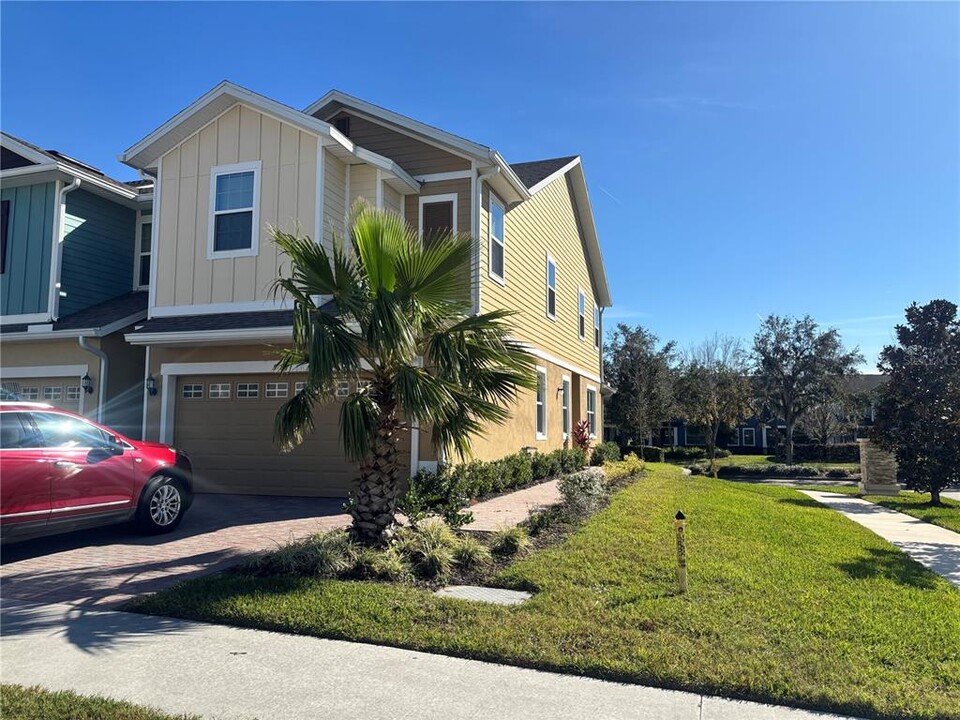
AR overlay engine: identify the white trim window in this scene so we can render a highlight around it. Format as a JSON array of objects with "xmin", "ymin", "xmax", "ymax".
[
  {"xmin": 418, "ymin": 193, "xmax": 458, "ymax": 243},
  {"xmin": 335, "ymin": 380, "xmax": 350, "ymax": 398},
  {"xmin": 742, "ymin": 427, "xmax": 756, "ymax": 447},
  {"xmin": 208, "ymin": 161, "xmax": 261, "ymax": 259},
  {"xmin": 209, "ymin": 383, "xmax": 231, "ymax": 399},
  {"xmin": 356, "ymin": 379, "xmax": 371, "ymax": 393},
  {"xmin": 546, "ymin": 255, "xmax": 557, "ymax": 320},
  {"xmin": 43, "ymin": 386, "xmax": 62, "ymax": 402},
  {"xmin": 136, "ymin": 212, "xmax": 152, "ymax": 290},
  {"xmin": 295, "ymin": 381, "xmax": 306, "ymax": 393},
  {"xmin": 20, "ymin": 387, "xmax": 39, "ymax": 401},
  {"xmin": 265, "ymin": 382, "xmax": 288, "ymax": 399},
  {"xmin": 66, "ymin": 386, "xmax": 81, "ymax": 402},
  {"xmin": 561, "ymin": 376, "xmax": 571, "ymax": 438},
  {"xmin": 578, "ymin": 289, "xmax": 587, "ymax": 340},
  {"xmin": 237, "ymin": 382, "xmax": 259, "ymax": 399},
  {"xmin": 586, "ymin": 387, "xmax": 597, "ymax": 437},
  {"xmin": 489, "ymin": 194, "xmax": 505, "ymax": 283},
  {"xmin": 594, "ymin": 306, "xmax": 601, "ymax": 350},
  {"xmin": 182, "ymin": 383, "xmax": 203, "ymax": 399},
  {"xmin": 535, "ymin": 367, "xmax": 547, "ymax": 439}
]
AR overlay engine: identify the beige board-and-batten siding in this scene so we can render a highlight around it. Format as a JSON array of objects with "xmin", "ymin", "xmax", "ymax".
[
  {"xmin": 154, "ymin": 103, "xmax": 318, "ymax": 309},
  {"xmin": 479, "ymin": 175, "xmax": 602, "ymax": 378}
]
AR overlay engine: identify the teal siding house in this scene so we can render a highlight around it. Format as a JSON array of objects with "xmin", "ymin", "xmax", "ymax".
[{"xmin": 0, "ymin": 132, "xmax": 152, "ymax": 436}]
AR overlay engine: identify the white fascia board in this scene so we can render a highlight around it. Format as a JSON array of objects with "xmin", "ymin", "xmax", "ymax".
[
  {"xmin": 526, "ymin": 156, "xmax": 582, "ymax": 196},
  {"xmin": 0, "ymin": 133, "xmax": 56, "ymax": 165},
  {"xmin": 353, "ymin": 146, "xmax": 420, "ymax": 194},
  {"xmin": 1, "ymin": 364, "xmax": 88, "ymax": 379},
  {"xmin": 0, "ymin": 310, "xmax": 146, "ymax": 343},
  {"xmin": 567, "ymin": 162, "xmax": 612, "ymax": 308},
  {"xmin": 1, "ymin": 313, "xmax": 52, "ymax": 326},
  {"xmin": 125, "ymin": 326, "xmax": 293, "ymax": 347}
]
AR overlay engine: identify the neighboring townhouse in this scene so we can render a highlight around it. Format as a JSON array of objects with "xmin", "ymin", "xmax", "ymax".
[
  {"xmin": 120, "ymin": 81, "xmax": 611, "ymax": 497},
  {"xmin": 0, "ymin": 133, "xmax": 151, "ymax": 437}
]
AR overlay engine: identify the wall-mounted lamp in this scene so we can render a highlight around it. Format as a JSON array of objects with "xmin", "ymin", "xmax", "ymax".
[
  {"xmin": 81, "ymin": 374, "xmax": 94, "ymax": 395},
  {"xmin": 145, "ymin": 375, "xmax": 158, "ymax": 397}
]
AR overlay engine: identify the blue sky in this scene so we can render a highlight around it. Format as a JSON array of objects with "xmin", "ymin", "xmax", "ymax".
[{"xmin": 2, "ymin": 2, "xmax": 957, "ymax": 368}]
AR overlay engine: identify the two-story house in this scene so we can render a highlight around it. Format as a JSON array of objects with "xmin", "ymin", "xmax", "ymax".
[
  {"xmin": 0, "ymin": 132, "xmax": 150, "ymax": 437},
  {"xmin": 120, "ymin": 81, "xmax": 611, "ymax": 497}
]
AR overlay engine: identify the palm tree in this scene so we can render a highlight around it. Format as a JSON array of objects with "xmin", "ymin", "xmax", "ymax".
[{"xmin": 270, "ymin": 202, "xmax": 536, "ymax": 544}]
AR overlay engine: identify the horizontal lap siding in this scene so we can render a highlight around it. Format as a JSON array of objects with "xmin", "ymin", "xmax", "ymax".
[
  {"xmin": 382, "ymin": 184, "xmax": 402, "ymax": 216},
  {"xmin": 60, "ymin": 189, "xmax": 136, "ymax": 316},
  {"xmin": 156, "ymin": 104, "xmax": 318, "ymax": 308},
  {"xmin": 404, "ymin": 179, "xmax": 471, "ymax": 234},
  {"xmin": 0, "ymin": 182, "xmax": 54, "ymax": 315},
  {"xmin": 323, "ymin": 151, "xmax": 346, "ymax": 250},
  {"xmin": 349, "ymin": 164, "xmax": 378, "ymax": 209},
  {"xmin": 480, "ymin": 177, "xmax": 601, "ymax": 378},
  {"xmin": 327, "ymin": 112, "xmax": 470, "ymax": 176}
]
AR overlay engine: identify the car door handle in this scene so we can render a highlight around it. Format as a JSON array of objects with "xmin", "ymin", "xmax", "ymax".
[{"xmin": 53, "ymin": 461, "xmax": 79, "ymax": 468}]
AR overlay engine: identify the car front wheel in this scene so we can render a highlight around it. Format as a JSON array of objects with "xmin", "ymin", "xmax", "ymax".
[{"xmin": 136, "ymin": 475, "xmax": 187, "ymax": 534}]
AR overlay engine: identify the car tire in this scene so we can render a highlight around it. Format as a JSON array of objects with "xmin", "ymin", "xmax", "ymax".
[{"xmin": 136, "ymin": 475, "xmax": 187, "ymax": 534}]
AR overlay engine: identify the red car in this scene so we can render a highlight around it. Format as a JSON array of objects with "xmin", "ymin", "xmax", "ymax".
[{"xmin": 0, "ymin": 402, "xmax": 193, "ymax": 543}]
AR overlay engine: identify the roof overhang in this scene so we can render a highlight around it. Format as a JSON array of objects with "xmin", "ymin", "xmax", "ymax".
[
  {"xmin": 119, "ymin": 81, "xmax": 420, "ymax": 195},
  {"xmin": 124, "ymin": 326, "xmax": 293, "ymax": 347},
  {"xmin": 307, "ymin": 90, "xmax": 530, "ymax": 204},
  {"xmin": 558, "ymin": 159, "xmax": 611, "ymax": 308},
  {"xmin": 1, "ymin": 309, "xmax": 148, "ymax": 342}
]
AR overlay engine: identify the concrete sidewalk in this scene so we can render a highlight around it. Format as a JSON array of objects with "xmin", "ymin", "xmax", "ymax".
[
  {"xmin": 800, "ymin": 491, "xmax": 960, "ymax": 587},
  {"xmin": 0, "ymin": 600, "xmax": 861, "ymax": 720}
]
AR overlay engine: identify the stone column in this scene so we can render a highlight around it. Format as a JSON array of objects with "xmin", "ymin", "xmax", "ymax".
[{"xmin": 858, "ymin": 439, "xmax": 900, "ymax": 496}]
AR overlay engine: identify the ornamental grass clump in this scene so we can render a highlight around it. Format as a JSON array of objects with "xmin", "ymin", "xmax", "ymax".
[
  {"xmin": 452, "ymin": 534, "xmax": 493, "ymax": 572},
  {"xmin": 490, "ymin": 526, "xmax": 532, "ymax": 557},
  {"xmin": 352, "ymin": 546, "xmax": 411, "ymax": 581},
  {"xmin": 395, "ymin": 517, "xmax": 459, "ymax": 580},
  {"xmin": 238, "ymin": 530, "xmax": 356, "ymax": 577}
]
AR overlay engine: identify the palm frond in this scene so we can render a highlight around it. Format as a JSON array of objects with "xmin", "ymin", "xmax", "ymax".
[{"xmin": 339, "ymin": 393, "xmax": 380, "ymax": 462}]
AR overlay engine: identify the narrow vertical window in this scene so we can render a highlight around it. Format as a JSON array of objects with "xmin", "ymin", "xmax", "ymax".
[
  {"xmin": 578, "ymin": 290, "xmax": 586, "ymax": 340},
  {"xmin": 561, "ymin": 377, "xmax": 570, "ymax": 437},
  {"xmin": 137, "ymin": 215, "xmax": 152, "ymax": 289},
  {"xmin": 742, "ymin": 428, "xmax": 756, "ymax": 446},
  {"xmin": 209, "ymin": 162, "xmax": 260, "ymax": 258},
  {"xmin": 536, "ymin": 367, "xmax": 547, "ymax": 439},
  {"xmin": 546, "ymin": 256, "xmax": 557, "ymax": 319},
  {"xmin": 586, "ymin": 388, "xmax": 597, "ymax": 436},
  {"xmin": 0, "ymin": 199, "xmax": 9, "ymax": 275},
  {"xmin": 594, "ymin": 306, "xmax": 601, "ymax": 349},
  {"xmin": 489, "ymin": 195, "xmax": 505, "ymax": 282}
]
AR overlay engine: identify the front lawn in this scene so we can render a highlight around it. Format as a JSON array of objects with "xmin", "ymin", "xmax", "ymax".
[
  {"xmin": 0, "ymin": 685, "xmax": 199, "ymax": 720},
  {"xmin": 669, "ymin": 453, "xmax": 860, "ymax": 472},
  {"xmin": 794, "ymin": 485, "xmax": 960, "ymax": 534},
  {"xmin": 130, "ymin": 464, "xmax": 960, "ymax": 720}
]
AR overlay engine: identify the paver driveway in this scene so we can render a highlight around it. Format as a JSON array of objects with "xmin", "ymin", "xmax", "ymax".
[{"xmin": 0, "ymin": 494, "xmax": 348, "ymax": 607}]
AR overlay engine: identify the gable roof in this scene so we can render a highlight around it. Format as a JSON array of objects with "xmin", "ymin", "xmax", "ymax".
[
  {"xmin": 119, "ymin": 81, "xmax": 419, "ymax": 194},
  {"xmin": 510, "ymin": 156, "xmax": 579, "ymax": 191},
  {"xmin": 0, "ymin": 132, "xmax": 141, "ymax": 204}
]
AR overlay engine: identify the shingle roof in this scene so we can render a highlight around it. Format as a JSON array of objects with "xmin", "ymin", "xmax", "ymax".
[
  {"xmin": 130, "ymin": 310, "xmax": 295, "ymax": 334},
  {"xmin": 1, "ymin": 292, "xmax": 147, "ymax": 335},
  {"xmin": 846, "ymin": 374, "xmax": 888, "ymax": 395},
  {"xmin": 509, "ymin": 156, "xmax": 579, "ymax": 190}
]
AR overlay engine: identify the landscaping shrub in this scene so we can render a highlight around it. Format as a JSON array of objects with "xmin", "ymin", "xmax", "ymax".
[
  {"xmin": 395, "ymin": 518, "xmax": 458, "ymax": 580},
  {"xmin": 775, "ymin": 443, "xmax": 860, "ymax": 463},
  {"xmin": 452, "ymin": 534, "xmax": 493, "ymax": 572},
  {"xmin": 353, "ymin": 546, "xmax": 411, "ymax": 581},
  {"xmin": 490, "ymin": 526, "xmax": 532, "ymax": 557},
  {"xmin": 664, "ymin": 447, "xmax": 732, "ymax": 461},
  {"xmin": 558, "ymin": 447, "xmax": 588, "ymax": 473},
  {"xmin": 824, "ymin": 467, "xmax": 854, "ymax": 479},
  {"xmin": 559, "ymin": 467, "xmax": 609, "ymax": 516},
  {"xmin": 590, "ymin": 441, "xmax": 621, "ymax": 466},
  {"xmin": 399, "ymin": 468, "xmax": 474, "ymax": 529},
  {"xmin": 531, "ymin": 451, "xmax": 562, "ymax": 480},
  {"xmin": 604, "ymin": 453, "xmax": 646, "ymax": 482},
  {"xmin": 714, "ymin": 464, "xmax": 822, "ymax": 478},
  {"xmin": 239, "ymin": 530, "xmax": 356, "ymax": 577},
  {"xmin": 499, "ymin": 452, "xmax": 534, "ymax": 489}
]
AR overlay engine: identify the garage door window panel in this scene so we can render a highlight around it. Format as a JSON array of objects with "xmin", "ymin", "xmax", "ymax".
[
  {"xmin": 182, "ymin": 384, "xmax": 203, "ymax": 399},
  {"xmin": 209, "ymin": 383, "xmax": 230, "ymax": 399},
  {"xmin": 266, "ymin": 382, "xmax": 288, "ymax": 398},
  {"xmin": 43, "ymin": 386, "xmax": 62, "ymax": 402},
  {"xmin": 237, "ymin": 383, "xmax": 259, "ymax": 399}
]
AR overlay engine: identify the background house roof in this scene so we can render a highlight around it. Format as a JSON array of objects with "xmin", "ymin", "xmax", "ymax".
[
  {"xmin": 0, "ymin": 292, "xmax": 147, "ymax": 337},
  {"xmin": 510, "ymin": 156, "xmax": 580, "ymax": 190}
]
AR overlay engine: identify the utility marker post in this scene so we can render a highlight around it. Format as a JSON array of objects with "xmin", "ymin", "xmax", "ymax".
[{"xmin": 674, "ymin": 510, "xmax": 687, "ymax": 594}]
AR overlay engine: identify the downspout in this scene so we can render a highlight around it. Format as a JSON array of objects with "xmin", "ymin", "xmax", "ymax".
[
  {"xmin": 51, "ymin": 178, "xmax": 81, "ymax": 320},
  {"xmin": 473, "ymin": 167, "xmax": 500, "ymax": 315},
  {"xmin": 79, "ymin": 336, "xmax": 108, "ymax": 423}
]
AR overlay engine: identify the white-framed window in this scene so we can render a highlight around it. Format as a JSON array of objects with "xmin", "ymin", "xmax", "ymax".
[
  {"xmin": 43, "ymin": 386, "xmax": 62, "ymax": 401},
  {"xmin": 208, "ymin": 161, "xmax": 261, "ymax": 259},
  {"xmin": 237, "ymin": 383, "xmax": 259, "ymax": 399},
  {"xmin": 182, "ymin": 383, "xmax": 203, "ymax": 399},
  {"xmin": 20, "ymin": 387, "xmax": 38, "ymax": 401},
  {"xmin": 742, "ymin": 427, "xmax": 756, "ymax": 446},
  {"xmin": 546, "ymin": 255, "xmax": 557, "ymax": 319},
  {"xmin": 488, "ymin": 194, "xmax": 505, "ymax": 283},
  {"xmin": 356, "ymin": 380, "xmax": 371, "ymax": 393},
  {"xmin": 266, "ymin": 382, "xmax": 288, "ymax": 399},
  {"xmin": 586, "ymin": 387, "xmax": 597, "ymax": 437},
  {"xmin": 295, "ymin": 381, "xmax": 306, "ymax": 393},
  {"xmin": 578, "ymin": 289, "xmax": 586, "ymax": 340},
  {"xmin": 419, "ymin": 193, "xmax": 457, "ymax": 244},
  {"xmin": 561, "ymin": 376, "xmax": 571, "ymax": 438},
  {"xmin": 136, "ymin": 212, "xmax": 152, "ymax": 290},
  {"xmin": 594, "ymin": 306, "xmax": 601, "ymax": 350},
  {"xmin": 335, "ymin": 380, "xmax": 351, "ymax": 398},
  {"xmin": 66, "ymin": 386, "xmax": 81, "ymax": 401},
  {"xmin": 535, "ymin": 367, "xmax": 547, "ymax": 439},
  {"xmin": 730, "ymin": 428, "xmax": 740, "ymax": 446},
  {"xmin": 209, "ymin": 383, "xmax": 230, "ymax": 399}
]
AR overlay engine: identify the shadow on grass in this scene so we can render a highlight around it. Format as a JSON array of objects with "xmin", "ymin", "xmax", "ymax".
[
  {"xmin": 837, "ymin": 547, "xmax": 940, "ymax": 590},
  {"xmin": 777, "ymin": 497, "xmax": 831, "ymax": 510}
]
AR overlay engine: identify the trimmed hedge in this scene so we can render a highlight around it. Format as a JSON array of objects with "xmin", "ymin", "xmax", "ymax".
[
  {"xmin": 664, "ymin": 447, "xmax": 732, "ymax": 461},
  {"xmin": 590, "ymin": 441, "xmax": 621, "ymax": 466},
  {"xmin": 619, "ymin": 445, "xmax": 666, "ymax": 463},
  {"xmin": 688, "ymin": 463, "xmax": 855, "ymax": 479},
  {"xmin": 775, "ymin": 443, "xmax": 860, "ymax": 463}
]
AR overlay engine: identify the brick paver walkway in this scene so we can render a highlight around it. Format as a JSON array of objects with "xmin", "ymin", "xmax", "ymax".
[
  {"xmin": 464, "ymin": 479, "xmax": 562, "ymax": 532},
  {"xmin": 0, "ymin": 494, "xmax": 348, "ymax": 607}
]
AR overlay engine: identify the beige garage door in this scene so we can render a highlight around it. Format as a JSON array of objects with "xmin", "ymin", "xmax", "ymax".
[
  {"xmin": 2, "ymin": 378, "xmax": 83, "ymax": 413},
  {"xmin": 174, "ymin": 374, "xmax": 410, "ymax": 497}
]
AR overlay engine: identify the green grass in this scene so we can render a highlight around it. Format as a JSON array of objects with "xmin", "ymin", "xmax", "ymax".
[
  {"xmin": 0, "ymin": 685, "xmax": 200, "ymax": 720},
  {"xmin": 130, "ymin": 464, "xmax": 960, "ymax": 720},
  {"xmin": 793, "ymin": 486, "xmax": 960, "ymax": 534},
  {"xmin": 668, "ymin": 454, "xmax": 860, "ymax": 472}
]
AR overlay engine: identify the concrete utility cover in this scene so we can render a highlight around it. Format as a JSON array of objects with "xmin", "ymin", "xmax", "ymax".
[{"xmin": 435, "ymin": 585, "xmax": 532, "ymax": 605}]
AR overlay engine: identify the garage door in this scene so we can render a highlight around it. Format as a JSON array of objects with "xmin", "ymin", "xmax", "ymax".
[
  {"xmin": 174, "ymin": 374, "xmax": 410, "ymax": 497},
  {"xmin": 1, "ymin": 378, "xmax": 83, "ymax": 413}
]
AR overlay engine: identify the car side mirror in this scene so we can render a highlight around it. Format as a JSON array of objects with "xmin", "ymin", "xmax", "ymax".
[{"xmin": 106, "ymin": 435, "xmax": 124, "ymax": 455}]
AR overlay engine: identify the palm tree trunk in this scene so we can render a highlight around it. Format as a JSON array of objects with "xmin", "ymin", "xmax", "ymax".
[{"xmin": 349, "ymin": 412, "xmax": 402, "ymax": 544}]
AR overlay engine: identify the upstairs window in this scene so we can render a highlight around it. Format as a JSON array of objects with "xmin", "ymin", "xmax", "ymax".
[
  {"xmin": 546, "ymin": 255, "xmax": 557, "ymax": 319},
  {"xmin": 209, "ymin": 162, "xmax": 260, "ymax": 258},
  {"xmin": 578, "ymin": 289, "xmax": 586, "ymax": 340},
  {"xmin": 489, "ymin": 195, "xmax": 505, "ymax": 282},
  {"xmin": 594, "ymin": 306, "xmax": 601, "ymax": 349},
  {"xmin": 137, "ymin": 215, "xmax": 152, "ymax": 289},
  {"xmin": 0, "ymin": 199, "xmax": 9, "ymax": 274},
  {"xmin": 420, "ymin": 195, "xmax": 456, "ymax": 247}
]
